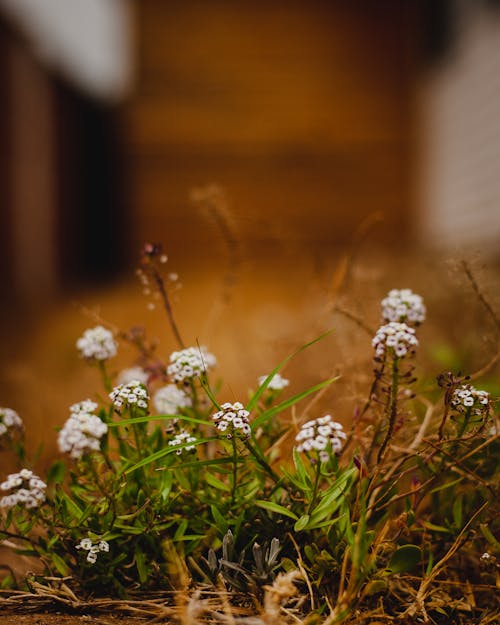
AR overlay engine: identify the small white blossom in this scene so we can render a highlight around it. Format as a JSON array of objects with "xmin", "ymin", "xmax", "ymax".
[
  {"xmin": 451, "ymin": 384, "xmax": 490, "ymax": 417},
  {"xmin": 212, "ymin": 401, "xmax": 251, "ymax": 439},
  {"xmin": 168, "ymin": 429, "xmax": 197, "ymax": 455},
  {"xmin": 0, "ymin": 469, "xmax": 46, "ymax": 509},
  {"xmin": 381, "ymin": 289, "xmax": 426, "ymax": 325},
  {"xmin": 372, "ymin": 322, "xmax": 418, "ymax": 360},
  {"xmin": 110, "ymin": 380, "xmax": 149, "ymax": 412},
  {"xmin": 76, "ymin": 326, "xmax": 117, "ymax": 361},
  {"xmin": 0, "ymin": 407, "xmax": 23, "ymax": 439},
  {"xmin": 167, "ymin": 346, "xmax": 216, "ymax": 383},
  {"xmin": 154, "ymin": 384, "xmax": 192, "ymax": 415},
  {"xmin": 258, "ymin": 373, "xmax": 290, "ymax": 391},
  {"xmin": 58, "ymin": 401, "xmax": 108, "ymax": 459},
  {"xmin": 117, "ymin": 366, "xmax": 149, "ymax": 386},
  {"xmin": 76, "ymin": 538, "xmax": 110, "ymax": 564},
  {"xmin": 69, "ymin": 400, "xmax": 99, "ymax": 414},
  {"xmin": 295, "ymin": 415, "xmax": 346, "ymax": 462}
]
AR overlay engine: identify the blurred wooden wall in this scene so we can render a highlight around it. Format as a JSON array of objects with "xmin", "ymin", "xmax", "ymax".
[{"xmin": 125, "ymin": 0, "xmax": 420, "ymax": 262}]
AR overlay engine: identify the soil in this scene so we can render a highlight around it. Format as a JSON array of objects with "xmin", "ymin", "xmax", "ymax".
[{"xmin": 0, "ymin": 615, "xmax": 149, "ymax": 625}]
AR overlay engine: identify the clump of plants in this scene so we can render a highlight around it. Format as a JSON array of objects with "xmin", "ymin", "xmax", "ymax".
[{"xmin": 0, "ymin": 245, "xmax": 498, "ymax": 624}]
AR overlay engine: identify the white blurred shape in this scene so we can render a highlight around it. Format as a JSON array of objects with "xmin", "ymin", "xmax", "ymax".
[
  {"xmin": 0, "ymin": 0, "xmax": 132, "ymax": 101},
  {"xmin": 420, "ymin": 2, "xmax": 500, "ymax": 251}
]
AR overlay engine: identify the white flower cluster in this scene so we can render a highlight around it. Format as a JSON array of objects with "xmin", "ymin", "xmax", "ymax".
[
  {"xmin": 110, "ymin": 380, "xmax": 149, "ymax": 411},
  {"xmin": 258, "ymin": 373, "xmax": 290, "ymax": 391},
  {"xmin": 295, "ymin": 415, "xmax": 346, "ymax": 462},
  {"xmin": 372, "ymin": 322, "xmax": 418, "ymax": 360},
  {"xmin": 167, "ymin": 346, "xmax": 216, "ymax": 382},
  {"xmin": 451, "ymin": 384, "xmax": 490, "ymax": 416},
  {"xmin": 381, "ymin": 289, "xmax": 426, "ymax": 325},
  {"xmin": 0, "ymin": 407, "xmax": 23, "ymax": 437},
  {"xmin": 76, "ymin": 538, "xmax": 109, "ymax": 564},
  {"xmin": 117, "ymin": 366, "xmax": 149, "ymax": 385},
  {"xmin": 76, "ymin": 326, "xmax": 117, "ymax": 361},
  {"xmin": 168, "ymin": 429, "xmax": 197, "ymax": 455},
  {"xmin": 0, "ymin": 469, "xmax": 46, "ymax": 509},
  {"xmin": 154, "ymin": 384, "xmax": 192, "ymax": 415},
  {"xmin": 58, "ymin": 400, "xmax": 108, "ymax": 459},
  {"xmin": 212, "ymin": 402, "xmax": 251, "ymax": 439}
]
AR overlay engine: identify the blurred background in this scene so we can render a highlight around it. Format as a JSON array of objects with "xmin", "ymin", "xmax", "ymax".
[{"xmin": 0, "ymin": 0, "xmax": 499, "ymax": 464}]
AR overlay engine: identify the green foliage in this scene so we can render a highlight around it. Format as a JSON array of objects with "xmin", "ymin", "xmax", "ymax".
[{"xmin": 0, "ymin": 267, "xmax": 498, "ymax": 624}]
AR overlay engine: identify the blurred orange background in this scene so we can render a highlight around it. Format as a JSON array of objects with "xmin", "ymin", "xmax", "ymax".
[{"xmin": 0, "ymin": 0, "xmax": 499, "ymax": 467}]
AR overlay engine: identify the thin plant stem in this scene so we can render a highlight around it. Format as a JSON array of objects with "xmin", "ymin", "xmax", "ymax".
[
  {"xmin": 377, "ymin": 357, "xmax": 399, "ymax": 463},
  {"xmin": 98, "ymin": 361, "xmax": 112, "ymax": 393},
  {"xmin": 151, "ymin": 267, "xmax": 185, "ymax": 349},
  {"xmin": 230, "ymin": 436, "xmax": 238, "ymax": 505},
  {"xmin": 308, "ymin": 457, "xmax": 322, "ymax": 514}
]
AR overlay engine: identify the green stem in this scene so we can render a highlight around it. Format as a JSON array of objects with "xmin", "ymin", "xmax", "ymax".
[
  {"xmin": 230, "ymin": 435, "xmax": 238, "ymax": 505},
  {"xmin": 308, "ymin": 457, "xmax": 322, "ymax": 514},
  {"xmin": 244, "ymin": 438, "xmax": 280, "ymax": 483},
  {"xmin": 98, "ymin": 360, "xmax": 112, "ymax": 393},
  {"xmin": 377, "ymin": 358, "xmax": 399, "ymax": 463}
]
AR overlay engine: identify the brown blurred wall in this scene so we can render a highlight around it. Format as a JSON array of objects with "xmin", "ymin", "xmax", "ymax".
[{"xmin": 126, "ymin": 0, "xmax": 420, "ymax": 262}]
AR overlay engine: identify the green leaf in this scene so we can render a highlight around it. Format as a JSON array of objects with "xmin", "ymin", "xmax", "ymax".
[
  {"xmin": 429, "ymin": 477, "xmax": 462, "ymax": 494},
  {"xmin": 205, "ymin": 472, "xmax": 230, "ymax": 492},
  {"xmin": 251, "ymin": 377, "xmax": 340, "ymax": 430},
  {"xmin": 135, "ymin": 547, "xmax": 148, "ymax": 584},
  {"xmin": 51, "ymin": 552, "xmax": 70, "ymax": 576},
  {"xmin": 108, "ymin": 414, "xmax": 208, "ymax": 428},
  {"xmin": 211, "ymin": 505, "xmax": 229, "ymax": 534},
  {"xmin": 247, "ymin": 330, "xmax": 334, "ymax": 412},
  {"xmin": 388, "ymin": 545, "xmax": 421, "ymax": 574},
  {"xmin": 255, "ymin": 500, "xmax": 298, "ymax": 521},
  {"xmin": 61, "ymin": 492, "xmax": 83, "ymax": 521},
  {"xmin": 161, "ymin": 457, "xmax": 243, "ymax": 471},
  {"xmin": 124, "ymin": 437, "xmax": 215, "ymax": 474},
  {"xmin": 364, "ymin": 579, "xmax": 388, "ymax": 595},
  {"xmin": 46, "ymin": 460, "xmax": 66, "ymax": 485},
  {"xmin": 113, "ymin": 522, "xmax": 145, "ymax": 535},
  {"xmin": 174, "ymin": 519, "xmax": 188, "ymax": 540},
  {"xmin": 421, "ymin": 521, "xmax": 452, "ymax": 534},
  {"xmin": 480, "ymin": 523, "xmax": 500, "ymax": 550},
  {"xmin": 294, "ymin": 515, "xmax": 310, "ymax": 531}
]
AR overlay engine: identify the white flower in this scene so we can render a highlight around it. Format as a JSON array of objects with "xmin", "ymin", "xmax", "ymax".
[
  {"xmin": 76, "ymin": 538, "xmax": 93, "ymax": 551},
  {"xmin": 381, "ymin": 289, "xmax": 426, "ymax": 325},
  {"xmin": 168, "ymin": 429, "xmax": 197, "ymax": 455},
  {"xmin": 0, "ymin": 407, "xmax": 23, "ymax": 439},
  {"xmin": 76, "ymin": 538, "xmax": 109, "ymax": 564},
  {"xmin": 451, "ymin": 384, "xmax": 490, "ymax": 417},
  {"xmin": 295, "ymin": 415, "xmax": 346, "ymax": 462},
  {"xmin": 0, "ymin": 470, "xmax": 46, "ymax": 509},
  {"xmin": 258, "ymin": 373, "xmax": 290, "ymax": 391},
  {"xmin": 167, "ymin": 346, "xmax": 216, "ymax": 382},
  {"xmin": 76, "ymin": 326, "xmax": 117, "ymax": 361},
  {"xmin": 372, "ymin": 322, "xmax": 418, "ymax": 360},
  {"xmin": 117, "ymin": 366, "xmax": 149, "ymax": 386},
  {"xmin": 98, "ymin": 540, "xmax": 109, "ymax": 552},
  {"xmin": 212, "ymin": 401, "xmax": 251, "ymax": 439},
  {"xmin": 58, "ymin": 401, "xmax": 108, "ymax": 460},
  {"xmin": 69, "ymin": 400, "xmax": 99, "ymax": 414},
  {"xmin": 154, "ymin": 384, "xmax": 192, "ymax": 415},
  {"xmin": 110, "ymin": 380, "xmax": 149, "ymax": 412}
]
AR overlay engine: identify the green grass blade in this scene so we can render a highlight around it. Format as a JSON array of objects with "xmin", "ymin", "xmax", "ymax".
[
  {"xmin": 123, "ymin": 437, "xmax": 216, "ymax": 474},
  {"xmin": 246, "ymin": 330, "xmax": 334, "ymax": 412},
  {"xmin": 251, "ymin": 377, "xmax": 339, "ymax": 430},
  {"xmin": 255, "ymin": 500, "xmax": 299, "ymax": 520}
]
